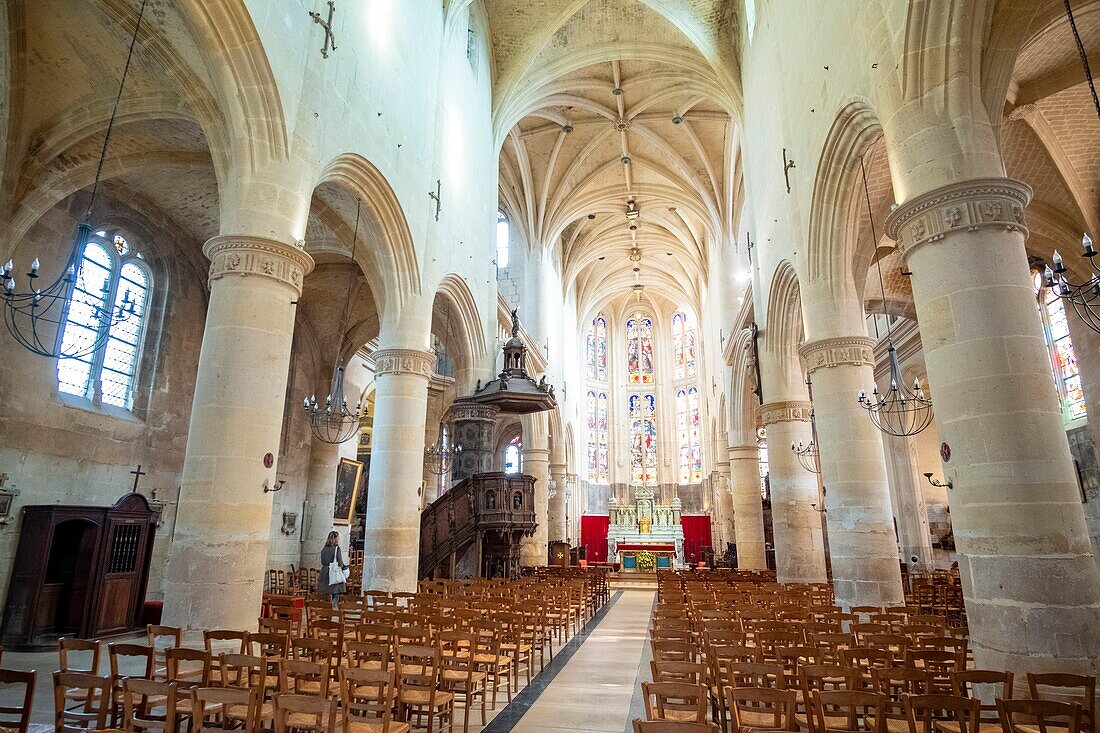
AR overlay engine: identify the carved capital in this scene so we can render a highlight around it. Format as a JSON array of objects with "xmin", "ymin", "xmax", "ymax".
[
  {"xmin": 203, "ymin": 235, "xmax": 314, "ymax": 293},
  {"xmin": 758, "ymin": 400, "xmax": 812, "ymax": 425},
  {"xmin": 728, "ymin": 445, "xmax": 759, "ymax": 461},
  {"xmin": 885, "ymin": 178, "xmax": 1032, "ymax": 262},
  {"xmin": 799, "ymin": 336, "xmax": 875, "ymax": 373},
  {"xmin": 372, "ymin": 348, "xmax": 435, "ymax": 378},
  {"xmin": 447, "ymin": 400, "xmax": 500, "ymax": 424}
]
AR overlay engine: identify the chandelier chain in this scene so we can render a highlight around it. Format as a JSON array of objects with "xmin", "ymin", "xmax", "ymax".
[{"xmin": 1064, "ymin": 0, "xmax": 1100, "ymax": 120}]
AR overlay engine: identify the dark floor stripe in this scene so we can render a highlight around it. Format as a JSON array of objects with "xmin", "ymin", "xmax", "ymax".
[
  {"xmin": 480, "ymin": 590, "xmax": 624, "ymax": 733},
  {"xmin": 623, "ymin": 592, "xmax": 659, "ymax": 732}
]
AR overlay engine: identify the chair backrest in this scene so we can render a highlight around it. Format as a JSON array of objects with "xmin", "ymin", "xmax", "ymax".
[
  {"xmin": 257, "ymin": 617, "xmax": 294, "ymax": 639},
  {"xmin": 108, "ymin": 643, "xmax": 155, "ymax": 680},
  {"xmin": 642, "ymin": 682, "xmax": 708, "ymax": 723},
  {"xmin": 193, "ymin": 686, "xmax": 259, "ymax": 733},
  {"xmin": 53, "ymin": 672, "xmax": 109, "ymax": 733},
  {"xmin": 0, "ymin": 669, "xmax": 36, "ymax": 733},
  {"xmin": 291, "ymin": 637, "xmax": 336, "ymax": 666},
  {"xmin": 1026, "ymin": 673, "xmax": 1096, "ymax": 733},
  {"xmin": 651, "ymin": 640, "xmax": 697, "ymax": 663},
  {"xmin": 650, "ymin": 661, "xmax": 708, "ymax": 685},
  {"xmin": 165, "ymin": 647, "xmax": 211, "ymax": 688},
  {"xmin": 219, "ymin": 653, "xmax": 268, "ymax": 690},
  {"xmin": 725, "ymin": 662, "xmax": 786, "ymax": 690},
  {"xmin": 248, "ymin": 633, "xmax": 289, "ymax": 659},
  {"xmin": 278, "ymin": 658, "xmax": 329, "ymax": 697},
  {"xmin": 998, "ymin": 698, "xmax": 1084, "ymax": 733},
  {"xmin": 394, "ymin": 644, "xmax": 439, "ymax": 694},
  {"xmin": 274, "ymin": 693, "xmax": 336, "ymax": 733},
  {"xmin": 799, "ymin": 664, "xmax": 859, "ymax": 700},
  {"xmin": 146, "ymin": 626, "xmax": 181, "ymax": 652},
  {"xmin": 339, "ymin": 667, "xmax": 399, "ymax": 731},
  {"xmin": 724, "ymin": 686, "xmax": 798, "ymax": 732},
  {"xmin": 60, "ymin": 638, "xmax": 101, "ymax": 674},
  {"xmin": 203, "ymin": 630, "xmax": 249, "ymax": 655},
  {"xmin": 809, "ymin": 689, "xmax": 887, "ymax": 733},
  {"xmin": 951, "ymin": 670, "xmax": 1012, "ymax": 723},
  {"xmin": 904, "ymin": 693, "xmax": 982, "ymax": 733},
  {"xmin": 344, "ymin": 640, "xmax": 391, "ymax": 671},
  {"xmin": 123, "ymin": 678, "xmax": 177, "ymax": 733}
]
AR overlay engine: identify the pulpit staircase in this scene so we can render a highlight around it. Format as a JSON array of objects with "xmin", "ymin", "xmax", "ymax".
[{"xmin": 418, "ymin": 472, "xmax": 537, "ymax": 579}]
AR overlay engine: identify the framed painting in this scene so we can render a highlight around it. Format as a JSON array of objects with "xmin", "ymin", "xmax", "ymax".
[{"xmin": 333, "ymin": 458, "xmax": 363, "ymax": 526}]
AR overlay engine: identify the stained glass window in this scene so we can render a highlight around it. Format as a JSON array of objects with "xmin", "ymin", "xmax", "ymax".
[
  {"xmin": 585, "ymin": 315, "xmax": 608, "ymax": 382},
  {"xmin": 586, "ymin": 390, "xmax": 598, "ymax": 479},
  {"xmin": 672, "ymin": 311, "xmax": 697, "ymax": 380},
  {"xmin": 57, "ymin": 228, "xmax": 150, "ymax": 411},
  {"xmin": 597, "ymin": 391, "xmax": 609, "ymax": 482},
  {"xmin": 677, "ymin": 388, "xmax": 702, "ymax": 482},
  {"xmin": 1033, "ymin": 271, "xmax": 1087, "ymax": 423},
  {"xmin": 758, "ymin": 433, "xmax": 769, "ymax": 499},
  {"xmin": 629, "ymin": 393, "xmax": 658, "ymax": 484},
  {"xmin": 504, "ymin": 435, "xmax": 522, "ymax": 474},
  {"xmin": 626, "ymin": 313, "xmax": 654, "ymax": 384}
]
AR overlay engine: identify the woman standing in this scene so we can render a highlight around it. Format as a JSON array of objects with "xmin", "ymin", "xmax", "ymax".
[{"xmin": 317, "ymin": 530, "xmax": 348, "ymax": 609}]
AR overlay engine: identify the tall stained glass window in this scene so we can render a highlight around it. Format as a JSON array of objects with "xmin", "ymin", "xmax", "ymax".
[
  {"xmin": 597, "ymin": 391, "xmax": 609, "ymax": 482},
  {"xmin": 626, "ymin": 312, "xmax": 654, "ymax": 384},
  {"xmin": 1033, "ymin": 271, "xmax": 1087, "ymax": 422},
  {"xmin": 672, "ymin": 311, "xmax": 697, "ymax": 380},
  {"xmin": 586, "ymin": 390, "xmax": 598, "ymax": 479},
  {"xmin": 586, "ymin": 316, "xmax": 607, "ymax": 381},
  {"xmin": 629, "ymin": 393, "xmax": 658, "ymax": 484},
  {"xmin": 56, "ymin": 228, "xmax": 151, "ymax": 411},
  {"xmin": 676, "ymin": 387, "xmax": 703, "ymax": 482},
  {"xmin": 758, "ymin": 431, "xmax": 769, "ymax": 499}
]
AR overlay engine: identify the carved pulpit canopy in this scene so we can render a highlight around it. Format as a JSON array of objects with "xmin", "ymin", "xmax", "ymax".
[{"xmin": 470, "ymin": 307, "xmax": 557, "ymax": 415}]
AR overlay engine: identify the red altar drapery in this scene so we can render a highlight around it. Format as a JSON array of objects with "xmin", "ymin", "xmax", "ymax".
[
  {"xmin": 681, "ymin": 514, "xmax": 712, "ymax": 564},
  {"xmin": 581, "ymin": 514, "xmax": 610, "ymax": 563}
]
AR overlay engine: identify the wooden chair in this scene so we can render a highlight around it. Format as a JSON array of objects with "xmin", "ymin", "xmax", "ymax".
[
  {"xmin": 248, "ymin": 633, "xmax": 290, "ymax": 660},
  {"xmin": 949, "ymin": 671, "xmax": 1013, "ymax": 733},
  {"xmin": 274, "ymin": 693, "xmax": 336, "ymax": 733},
  {"xmin": 339, "ymin": 667, "xmax": 410, "ymax": 733},
  {"xmin": 904, "ymin": 694, "xmax": 982, "ymax": 733},
  {"xmin": 642, "ymin": 682, "xmax": 709, "ymax": 723},
  {"xmin": 165, "ymin": 647, "xmax": 213, "ymax": 729},
  {"xmin": 438, "ymin": 631, "xmax": 487, "ymax": 733},
  {"xmin": 345, "ymin": 640, "xmax": 391, "ymax": 672},
  {"xmin": 0, "ymin": 669, "xmax": 36, "ymax": 733},
  {"xmin": 257, "ymin": 617, "xmax": 294, "ymax": 640},
  {"xmin": 724, "ymin": 686, "xmax": 798, "ymax": 733},
  {"xmin": 108, "ymin": 643, "xmax": 155, "ymax": 726},
  {"xmin": 54, "ymin": 672, "xmax": 110, "ymax": 733},
  {"xmin": 61, "ymin": 638, "xmax": 103, "ymax": 674},
  {"xmin": 395, "ymin": 644, "xmax": 453, "ymax": 733},
  {"xmin": 870, "ymin": 668, "xmax": 933, "ymax": 733},
  {"xmin": 121, "ymin": 678, "xmax": 177, "ymax": 733},
  {"xmin": 997, "ymin": 699, "xmax": 1084, "ymax": 733},
  {"xmin": 651, "ymin": 661, "xmax": 709, "ymax": 685},
  {"xmin": 277, "ymin": 659, "xmax": 330, "ymax": 698},
  {"xmin": 145, "ymin": 627, "xmax": 181, "ymax": 682},
  {"xmin": 291, "ymin": 637, "xmax": 337, "ymax": 668},
  {"xmin": 470, "ymin": 622, "xmax": 512, "ymax": 710},
  {"xmin": 653, "ymin": 641, "xmax": 698, "ymax": 664},
  {"xmin": 1026, "ymin": 673, "xmax": 1096, "ymax": 733},
  {"xmin": 809, "ymin": 689, "xmax": 888, "ymax": 733}
]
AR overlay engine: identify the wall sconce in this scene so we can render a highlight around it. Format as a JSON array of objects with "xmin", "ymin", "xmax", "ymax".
[
  {"xmin": 264, "ymin": 478, "xmax": 286, "ymax": 494},
  {"xmin": 923, "ymin": 472, "xmax": 953, "ymax": 490},
  {"xmin": 281, "ymin": 511, "xmax": 299, "ymax": 535}
]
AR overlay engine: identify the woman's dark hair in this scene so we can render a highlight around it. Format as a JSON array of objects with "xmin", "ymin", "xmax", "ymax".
[{"xmin": 326, "ymin": 530, "xmax": 340, "ymax": 547}]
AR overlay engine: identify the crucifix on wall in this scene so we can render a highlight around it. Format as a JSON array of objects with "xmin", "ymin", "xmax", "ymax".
[{"xmin": 130, "ymin": 465, "xmax": 147, "ymax": 493}]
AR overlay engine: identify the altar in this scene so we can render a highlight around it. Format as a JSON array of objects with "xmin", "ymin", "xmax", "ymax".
[{"xmin": 607, "ymin": 487, "xmax": 685, "ymax": 571}]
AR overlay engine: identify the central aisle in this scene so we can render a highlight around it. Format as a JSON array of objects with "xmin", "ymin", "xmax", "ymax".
[{"xmin": 505, "ymin": 589, "xmax": 655, "ymax": 733}]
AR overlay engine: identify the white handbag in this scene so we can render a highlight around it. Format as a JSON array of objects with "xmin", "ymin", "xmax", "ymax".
[{"xmin": 328, "ymin": 548, "xmax": 349, "ymax": 584}]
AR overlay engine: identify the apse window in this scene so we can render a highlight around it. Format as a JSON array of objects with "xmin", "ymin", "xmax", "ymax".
[
  {"xmin": 56, "ymin": 228, "xmax": 151, "ymax": 411},
  {"xmin": 496, "ymin": 210, "xmax": 509, "ymax": 269},
  {"xmin": 503, "ymin": 435, "xmax": 522, "ymax": 474},
  {"xmin": 1033, "ymin": 271, "xmax": 1087, "ymax": 424}
]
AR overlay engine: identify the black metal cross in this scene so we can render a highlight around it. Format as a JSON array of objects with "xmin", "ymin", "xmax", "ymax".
[
  {"xmin": 309, "ymin": 1, "xmax": 337, "ymax": 59},
  {"xmin": 130, "ymin": 464, "xmax": 146, "ymax": 493},
  {"xmin": 782, "ymin": 147, "xmax": 796, "ymax": 194},
  {"xmin": 428, "ymin": 179, "xmax": 442, "ymax": 221}
]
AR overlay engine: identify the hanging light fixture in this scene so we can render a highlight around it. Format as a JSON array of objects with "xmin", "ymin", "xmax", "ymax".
[
  {"xmin": 855, "ymin": 154, "xmax": 934, "ymax": 437},
  {"xmin": 1044, "ymin": 233, "xmax": 1100, "ymax": 334},
  {"xmin": 1, "ymin": 0, "xmax": 149, "ymax": 358},
  {"xmin": 424, "ymin": 437, "xmax": 462, "ymax": 476},
  {"xmin": 304, "ymin": 199, "xmax": 365, "ymax": 444},
  {"xmin": 791, "ymin": 378, "xmax": 821, "ymax": 474}
]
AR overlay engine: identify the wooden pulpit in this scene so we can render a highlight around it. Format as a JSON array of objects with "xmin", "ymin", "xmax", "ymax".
[{"xmin": 0, "ymin": 493, "xmax": 158, "ymax": 650}]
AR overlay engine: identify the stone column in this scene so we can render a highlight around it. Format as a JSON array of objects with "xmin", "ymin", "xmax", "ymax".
[
  {"xmin": 715, "ymin": 458, "xmax": 734, "ymax": 548},
  {"xmin": 800, "ymin": 337, "xmax": 905, "ymax": 608},
  {"xmin": 882, "ymin": 434, "xmax": 935, "ymax": 573},
  {"xmin": 520, "ymin": 446, "xmax": 551, "ymax": 567},
  {"xmin": 449, "ymin": 399, "xmax": 498, "ymax": 484},
  {"xmin": 886, "ymin": 178, "xmax": 1100, "ymax": 677},
  {"xmin": 760, "ymin": 401, "xmax": 828, "ymax": 582},
  {"xmin": 163, "ymin": 235, "xmax": 313, "ymax": 633},
  {"xmin": 301, "ymin": 438, "xmax": 341, "ymax": 572},
  {"xmin": 729, "ymin": 445, "xmax": 767, "ymax": 569},
  {"xmin": 548, "ymin": 461, "xmax": 568, "ymax": 543},
  {"xmin": 360, "ymin": 348, "xmax": 434, "ymax": 593}
]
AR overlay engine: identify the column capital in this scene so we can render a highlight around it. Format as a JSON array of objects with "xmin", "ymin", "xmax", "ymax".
[
  {"xmin": 523, "ymin": 447, "xmax": 552, "ymax": 461},
  {"xmin": 759, "ymin": 400, "xmax": 812, "ymax": 425},
  {"xmin": 550, "ymin": 462, "xmax": 568, "ymax": 473},
  {"xmin": 203, "ymin": 235, "xmax": 314, "ymax": 293},
  {"xmin": 799, "ymin": 336, "xmax": 875, "ymax": 373},
  {"xmin": 372, "ymin": 348, "xmax": 435, "ymax": 378},
  {"xmin": 885, "ymin": 177, "xmax": 1032, "ymax": 262}
]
